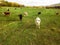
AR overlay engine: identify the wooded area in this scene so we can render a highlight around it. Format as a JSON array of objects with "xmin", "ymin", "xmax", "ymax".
[{"xmin": 0, "ymin": 0, "xmax": 24, "ymax": 7}]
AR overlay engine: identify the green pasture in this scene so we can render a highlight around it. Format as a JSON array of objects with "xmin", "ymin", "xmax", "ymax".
[{"xmin": 0, "ymin": 7, "xmax": 60, "ymax": 45}]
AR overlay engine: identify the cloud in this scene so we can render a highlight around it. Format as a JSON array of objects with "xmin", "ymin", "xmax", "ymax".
[{"xmin": 5, "ymin": 0, "xmax": 60, "ymax": 6}]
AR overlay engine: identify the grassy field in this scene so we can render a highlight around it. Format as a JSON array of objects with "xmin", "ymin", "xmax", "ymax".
[{"xmin": 0, "ymin": 7, "xmax": 60, "ymax": 45}]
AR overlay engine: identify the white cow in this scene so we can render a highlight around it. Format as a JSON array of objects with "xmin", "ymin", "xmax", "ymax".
[
  {"xmin": 24, "ymin": 12, "xmax": 28, "ymax": 16},
  {"xmin": 35, "ymin": 17, "xmax": 41, "ymax": 29}
]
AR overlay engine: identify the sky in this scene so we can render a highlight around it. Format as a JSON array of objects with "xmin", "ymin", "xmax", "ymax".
[{"xmin": 5, "ymin": 0, "xmax": 60, "ymax": 6}]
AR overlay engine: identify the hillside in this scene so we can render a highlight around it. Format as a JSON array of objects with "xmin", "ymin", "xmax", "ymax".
[
  {"xmin": 49, "ymin": 3, "xmax": 60, "ymax": 7},
  {"xmin": 45, "ymin": 3, "xmax": 60, "ymax": 9}
]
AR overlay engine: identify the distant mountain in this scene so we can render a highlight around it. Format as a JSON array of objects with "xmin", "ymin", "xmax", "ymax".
[
  {"xmin": 45, "ymin": 3, "xmax": 60, "ymax": 9},
  {"xmin": 49, "ymin": 3, "xmax": 60, "ymax": 7}
]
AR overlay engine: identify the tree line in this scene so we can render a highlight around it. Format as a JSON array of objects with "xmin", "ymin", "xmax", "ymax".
[{"xmin": 0, "ymin": 0, "xmax": 25, "ymax": 7}]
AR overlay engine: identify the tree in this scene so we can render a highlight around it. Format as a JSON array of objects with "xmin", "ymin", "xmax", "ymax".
[
  {"xmin": 0, "ymin": 0, "xmax": 25, "ymax": 7},
  {"xmin": 0, "ymin": 0, "xmax": 5, "ymax": 3}
]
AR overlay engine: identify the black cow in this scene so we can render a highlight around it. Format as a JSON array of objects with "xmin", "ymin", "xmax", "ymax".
[
  {"xmin": 18, "ymin": 14, "xmax": 23, "ymax": 21},
  {"xmin": 7, "ymin": 9, "xmax": 9, "ymax": 11},
  {"xmin": 15, "ymin": 8, "xmax": 17, "ymax": 10},
  {"xmin": 38, "ymin": 12, "xmax": 41, "ymax": 15},
  {"xmin": 56, "ymin": 12, "xmax": 59, "ymax": 15}
]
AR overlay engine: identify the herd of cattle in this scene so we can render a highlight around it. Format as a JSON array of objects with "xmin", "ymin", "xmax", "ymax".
[{"xmin": 1, "ymin": 8, "xmax": 60, "ymax": 29}]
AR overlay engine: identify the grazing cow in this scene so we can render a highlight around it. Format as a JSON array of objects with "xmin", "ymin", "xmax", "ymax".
[
  {"xmin": 3, "ymin": 11, "xmax": 10, "ymax": 16},
  {"xmin": 18, "ymin": 14, "xmax": 23, "ymax": 21},
  {"xmin": 15, "ymin": 8, "xmax": 17, "ymax": 10},
  {"xmin": 7, "ymin": 9, "xmax": 9, "ymax": 11},
  {"xmin": 56, "ymin": 12, "xmax": 59, "ymax": 15},
  {"xmin": 35, "ymin": 17, "xmax": 41, "ymax": 29},
  {"xmin": 38, "ymin": 12, "xmax": 41, "ymax": 15},
  {"xmin": 24, "ymin": 12, "xmax": 28, "ymax": 16}
]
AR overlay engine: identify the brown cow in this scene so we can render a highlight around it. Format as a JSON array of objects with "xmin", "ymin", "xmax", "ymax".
[{"xmin": 3, "ymin": 11, "xmax": 10, "ymax": 16}]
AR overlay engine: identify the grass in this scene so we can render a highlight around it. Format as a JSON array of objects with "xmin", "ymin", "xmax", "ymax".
[{"xmin": 0, "ymin": 7, "xmax": 60, "ymax": 45}]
